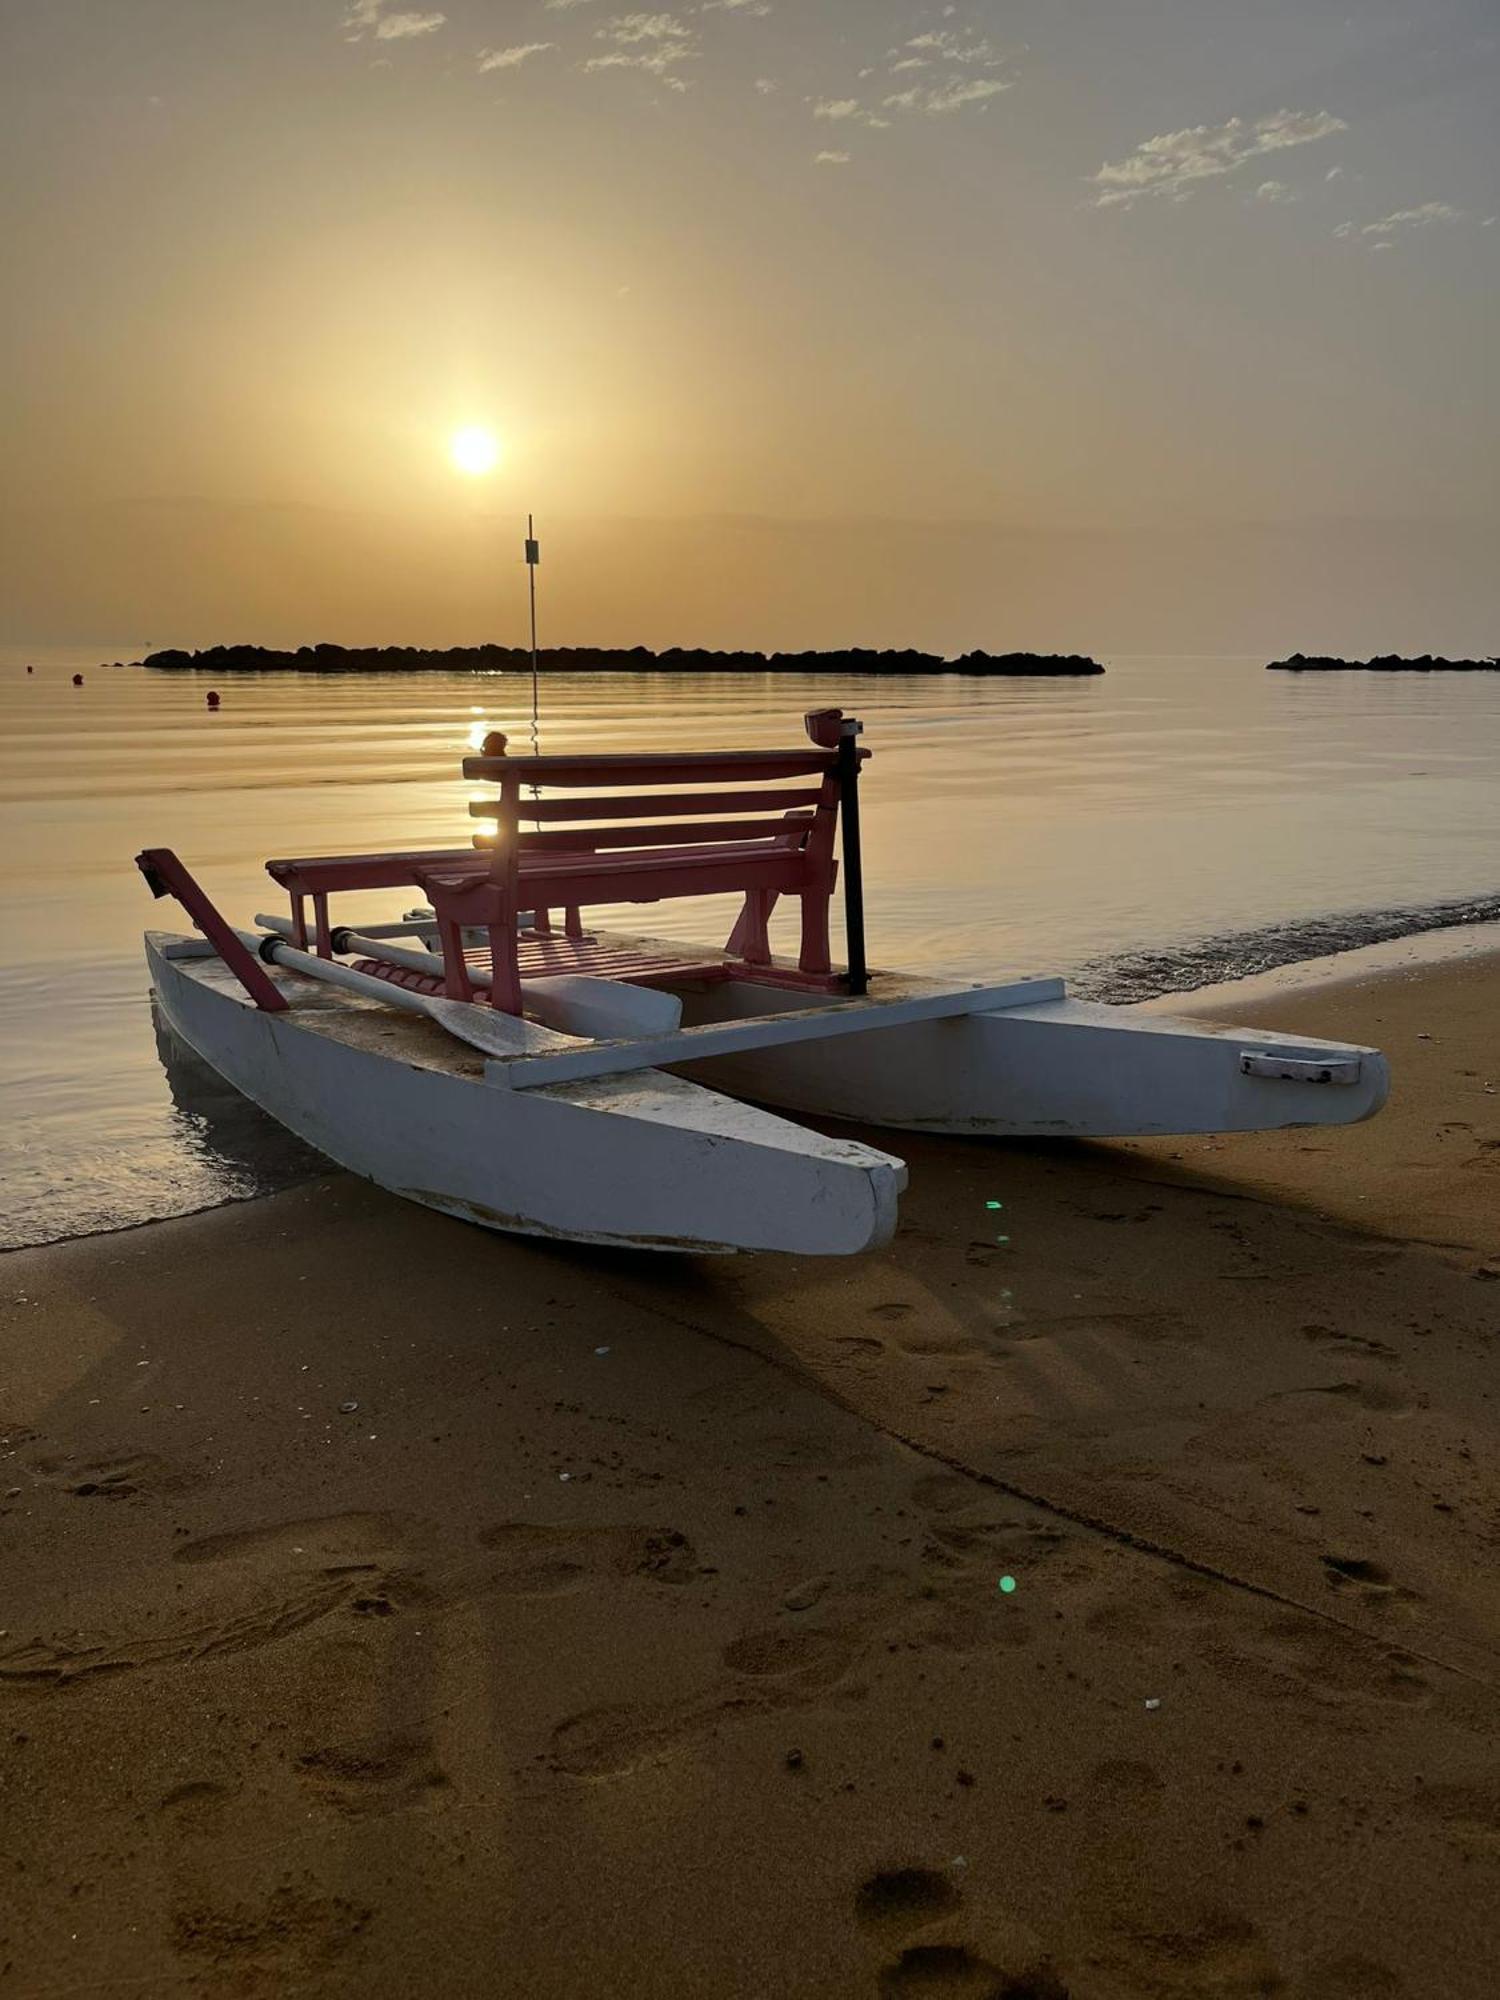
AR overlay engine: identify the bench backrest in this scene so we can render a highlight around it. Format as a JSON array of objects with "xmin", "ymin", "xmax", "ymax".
[{"xmin": 462, "ymin": 709, "xmax": 867, "ymax": 867}]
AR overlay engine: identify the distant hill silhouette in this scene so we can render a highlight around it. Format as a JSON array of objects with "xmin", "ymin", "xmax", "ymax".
[
  {"xmin": 138, "ymin": 642, "xmax": 1105, "ymax": 678},
  {"xmin": 1268, "ymin": 653, "xmax": 1499, "ymax": 673}
]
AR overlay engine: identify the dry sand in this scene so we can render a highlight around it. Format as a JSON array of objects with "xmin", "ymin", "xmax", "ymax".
[{"xmin": 3, "ymin": 948, "xmax": 1499, "ymax": 1998}]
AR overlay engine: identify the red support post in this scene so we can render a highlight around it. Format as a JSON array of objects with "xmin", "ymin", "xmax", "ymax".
[{"xmin": 134, "ymin": 849, "xmax": 289, "ymax": 1012}]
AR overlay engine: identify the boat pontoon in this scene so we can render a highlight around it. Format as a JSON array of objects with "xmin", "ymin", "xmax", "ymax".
[{"xmin": 138, "ymin": 709, "xmax": 1388, "ymax": 1256}]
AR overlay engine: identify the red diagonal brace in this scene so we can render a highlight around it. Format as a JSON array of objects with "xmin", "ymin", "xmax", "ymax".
[{"xmin": 135, "ymin": 848, "xmax": 289, "ymax": 1012}]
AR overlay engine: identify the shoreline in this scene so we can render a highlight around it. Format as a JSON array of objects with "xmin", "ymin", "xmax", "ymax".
[{"xmin": 3, "ymin": 946, "xmax": 1499, "ymax": 1994}]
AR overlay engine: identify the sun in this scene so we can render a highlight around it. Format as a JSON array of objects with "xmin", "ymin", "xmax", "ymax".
[{"xmin": 450, "ymin": 425, "xmax": 501, "ymax": 476}]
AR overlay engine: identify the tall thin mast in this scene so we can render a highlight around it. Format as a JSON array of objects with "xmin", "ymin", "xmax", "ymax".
[{"xmin": 524, "ymin": 514, "xmax": 540, "ymax": 751}]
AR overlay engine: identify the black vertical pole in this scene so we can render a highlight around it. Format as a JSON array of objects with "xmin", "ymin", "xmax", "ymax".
[{"xmin": 837, "ymin": 719, "xmax": 868, "ymax": 995}]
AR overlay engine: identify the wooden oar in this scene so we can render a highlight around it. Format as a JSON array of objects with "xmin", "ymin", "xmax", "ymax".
[{"xmin": 232, "ymin": 931, "xmax": 570, "ymax": 1062}]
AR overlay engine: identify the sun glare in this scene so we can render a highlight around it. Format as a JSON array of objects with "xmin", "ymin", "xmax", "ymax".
[{"xmin": 450, "ymin": 425, "xmax": 500, "ymax": 476}]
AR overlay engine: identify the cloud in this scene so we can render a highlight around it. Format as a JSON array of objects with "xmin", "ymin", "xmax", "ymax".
[
  {"xmin": 701, "ymin": 0, "xmax": 770, "ymax": 12},
  {"xmin": 1253, "ymin": 179, "xmax": 1298, "ymax": 203},
  {"xmin": 902, "ymin": 30, "xmax": 1003, "ymax": 67},
  {"xmin": 478, "ymin": 42, "xmax": 556, "ymax": 70},
  {"xmin": 1335, "ymin": 202, "xmax": 1468, "ymax": 247},
  {"xmin": 883, "ymin": 76, "xmax": 1008, "ymax": 116},
  {"xmin": 585, "ymin": 12, "xmax": 697, "ymax": 82},
  {"xmin": 376, "ymin": 10, "xmax": 445, "ymax": 35},
  {"xmin": 754, "ymin": 77, "xmax": 778, "ymax": 94},
  {"xmin": 344, "ymin": 0, "xmax": 446, "ymax": 36},
  {"xmin": 1362, "ymin": 201, "xmax": 1462, "ymax": 234},
  {"xmin": 1091, "ymin": 108, "xmax": 1347, "ymax": 209},
  {"xmin": 544, "ymin": 0, "xmax": 596, "ymax": 9},
  {"xmin": 814, "ymin": 150, "xmax": 851, "ymax": 165},
  {"xmin": 812, "ymin": 96, "xmax": 889, "ymax": 129}
]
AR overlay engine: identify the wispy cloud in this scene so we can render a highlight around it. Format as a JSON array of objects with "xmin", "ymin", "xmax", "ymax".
[
  {"xmin": 1363, "ymin": 201, "xmax": 1463, "ymax": 234},
  {"xmin": 1253, "ymin": 179, "xmax": 1298, "ymax": 204},
  {"xmin": 478, "ymin": 42, "xmax": 556, "ymax": 71},
  {"xmin": 345, "ymin": 1, "xmax": 446, "ymax": 39},
  {"xmin": 902, "ymin": 30, "xmax": 1003, "ymax": 67},
  {"xmin": 1091, "ymin": 109, "xmax": 1346, "ymax": 209},
  {"xmin": 701, "ymin": 0, "xmax": 771, "ymax": 12},
  {"xmin": 812, "ymin": 96, "xmax": 889, "ymax": 128},
  {"xmin": 754, "ymin": 77, "xmax": 778, "ymax": 94},
  {"xmin": 814, "ymin": 150, "xmax": 851, "ymax": 166},
  {"xmin": 1334, "ymin": 201, "xmax": 1467, "ymax": 248},
  {"xmin": 882, "ymin": 76, "xmax": 1008, "ymax": 116},
  {"xmin": 585, "ymin": 12, "xmax": 697, "ymax": 86}
]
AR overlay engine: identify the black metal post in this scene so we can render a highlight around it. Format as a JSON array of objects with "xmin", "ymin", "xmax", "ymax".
[{"xmin": 837, "ymin": 721, "xmax": 868, "ymax": 995}]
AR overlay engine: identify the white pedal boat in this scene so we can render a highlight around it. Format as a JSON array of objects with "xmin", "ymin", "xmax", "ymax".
[{"xmin": 143, "ymin": 916, "xmax": 1388, "ymax": 1259}]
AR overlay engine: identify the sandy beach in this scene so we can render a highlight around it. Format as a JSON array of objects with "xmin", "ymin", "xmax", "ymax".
[{"xmin": 3, "ymin": 945, "xmax": 1499, "ymax": 1999}]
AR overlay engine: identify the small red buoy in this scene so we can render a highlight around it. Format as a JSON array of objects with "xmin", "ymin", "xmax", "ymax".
[
  {"xmin": 72, "ymin": 673, "xmax": 84, "ymax": 686},
  {"xmin": 206, "ymin": 690, "xmax": 221, "ymax": 709}
]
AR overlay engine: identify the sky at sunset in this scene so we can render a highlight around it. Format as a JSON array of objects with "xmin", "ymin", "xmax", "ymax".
[{"xmin": 2, "ymin": 0, "xmax": 1496, "ymax": 655}]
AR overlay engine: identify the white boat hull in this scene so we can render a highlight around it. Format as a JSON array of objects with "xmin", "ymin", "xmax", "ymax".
[
  {"xmin": 675, "ymin": 982, "xmax": 1391, "ymax": 1137},
  {"xmin": 145, "ymin": 936, "xmax": 905, "ymax": 1256}
]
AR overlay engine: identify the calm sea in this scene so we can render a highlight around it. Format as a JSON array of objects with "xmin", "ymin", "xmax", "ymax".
[{"xmin": 3, "ymin": 651, "xmax": 1499, "ymax": 1249}]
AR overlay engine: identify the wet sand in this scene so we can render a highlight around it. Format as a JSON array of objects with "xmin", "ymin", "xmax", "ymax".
[{"xmin": 3, "ymin": 948, "xmax": 1499, "ymax": 1998}]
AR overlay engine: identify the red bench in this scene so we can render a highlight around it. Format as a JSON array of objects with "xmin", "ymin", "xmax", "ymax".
[
  {"xmin": 423, "ymin": 709, "xmax": 868, "ymax": 1011},
  {"xmin": 263, "ymin": 710, "xmax": 870, "ymax": 1014}
]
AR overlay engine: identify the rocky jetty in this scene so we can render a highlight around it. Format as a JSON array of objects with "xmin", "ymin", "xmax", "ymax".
[
  {"xmin": 138, "ymin": 642, "xmax": 1105, "ymax": 678},
  {"xmin": 1268, "ymin": 653, "xmax": 1499, "ymax": 673}
]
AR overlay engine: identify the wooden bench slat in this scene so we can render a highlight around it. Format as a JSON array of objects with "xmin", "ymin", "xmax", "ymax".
[
  {"xmin": 515, "ymin": 818, "xmax": 812, "ymax": 853},
  {"xmin": 267, "ymin": 847, "xmax": 483, "ymax": 890},
  {"xmin": 468, "ymin": 786, "xmax": 824, "ymax": 822},
  {"xmin": 461, "ymin": 750, "xmax": 849, "ymax": 786}
]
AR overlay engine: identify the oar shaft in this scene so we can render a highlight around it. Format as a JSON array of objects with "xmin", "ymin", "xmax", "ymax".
[{"xmin": 233, "ymin": 930, "xmax": 440, "ymax": 1019}]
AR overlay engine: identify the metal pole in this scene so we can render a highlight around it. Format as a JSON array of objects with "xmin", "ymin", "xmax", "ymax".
[
  {"xmin": 525, "ymin": 514, "xmax": 540, "ymax": 751},
  {"xmin": 836, "ymin": 718, "xmax": 868, "ymax": 995}
]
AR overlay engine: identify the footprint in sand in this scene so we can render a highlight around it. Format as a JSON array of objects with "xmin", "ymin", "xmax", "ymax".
[
  {"xmin": 878, "ymin": 1944, "xmax": 1069, "ymax": 1998},
  {"xmin": 173, "ymin": 1511, "xmax": 402, "ymax": 1566},
  {"xmin": 476, "ymin": 1523, "xmax": 699, "ymax": 1594},
  {"xmin": 1105, "ymin": 1910, "xmax": 1279, "ymax": 1996},
  {"xmin": 1412, "ymin": 1777, "xmax": 1500, "ymax": 1854},
  {"xmin": 28, "ymin": 1449, "xmax": 200, "ymax": 1500},
  {"xmin": 722, "ymin": 1626, "xmax": 854, "ymax": 1687},
  {"xmin": 157, "ymin": 1780, "xmax": 237, "ymax": 1825},
  {"xmin": 1195, "ymin": 1610, "xmax": 1430, "ymax": 1712},
  {"xmin": 1297, "ymin": 1954, "xmax": 1407, "ymax": 1998},
  {"xmin": 172, "ymin": 1883, "xmax": 372, "ymax": 1977},
  {"xmin": 1, "ymin": 1513, "xmax": 412, "ymax": 1686},
  {"xmin": 546, "ymin": 1696, "xmax": 756, "ymax": 1780},
  {"xmin": 295, "ymin": 1734, "xmax": 449, "ymax": 1817},
  {"xmin": 855, "ymin": 1866, "xmax": 962, "ymax": 1930},
  {"xmin": 1089, "ymin": 1758, "xmax": 1165, "ymax": 1800},
  {"xmin": 548, "ymin": 1621, "xmax": 860, "ymax": 1780}
]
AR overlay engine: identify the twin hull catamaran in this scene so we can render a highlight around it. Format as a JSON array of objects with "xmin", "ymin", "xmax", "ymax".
[{"xmin": 139, "ymin": 709, "xmax": 1388, "ymax": 1256}]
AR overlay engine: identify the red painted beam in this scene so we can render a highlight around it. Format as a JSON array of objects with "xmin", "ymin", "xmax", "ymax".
[{"xmin": 135, "ymin": 848, "xmax": 289, "ymax": 1012}]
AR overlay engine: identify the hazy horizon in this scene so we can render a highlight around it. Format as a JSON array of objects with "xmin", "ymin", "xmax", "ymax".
[{"xmin": 3, "ymin": 0, "xmax": 1496, "ymax": 655}]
